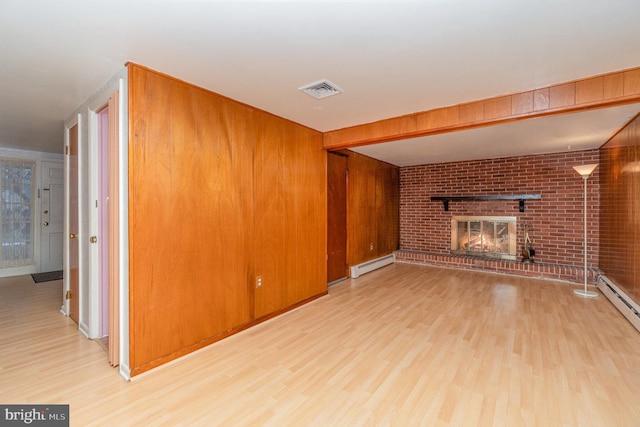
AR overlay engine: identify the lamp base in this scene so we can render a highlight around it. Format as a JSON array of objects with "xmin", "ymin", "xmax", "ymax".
[{"xmin": 573, "ymin": 289, "xmax": 599, "ymax": 298}]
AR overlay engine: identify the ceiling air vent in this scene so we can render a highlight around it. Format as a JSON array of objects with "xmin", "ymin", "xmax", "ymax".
[{"xmin": 299, "ymin": 79, "xmax": 343, "ymax": 100}]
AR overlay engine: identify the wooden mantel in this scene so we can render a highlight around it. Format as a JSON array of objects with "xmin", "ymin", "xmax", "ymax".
[
  {"xmin": 431, "ymin": 194, "xmax": 541, "ymax": 212},
  {"xmin": 323, "ymin": 66, "xmax": 640, "ymax": 150}
]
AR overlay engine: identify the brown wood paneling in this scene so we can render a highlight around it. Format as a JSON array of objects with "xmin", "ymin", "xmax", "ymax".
[
  {"xmin": 253, "ymin": 113, "xmax": 327, "ymax": 318},
  {"xmin": 226, "ymin": 100, "xmax": 256, "ymax": 324},
  {"xmin": 346, "ymin": 151, "xmax": 399, "ymax": 267},
  {"xmin": 283, "ymin": 120, "xmax": 301, "ymax": 306},
  {"xmin": 417, "ymin": 106, "xmax": 460, "ymax": 131},
  {"xmin": 323, "ymin": 66, "xmax": 640, "ymax": 150},
  {"xmin": 600, "ymin": 113, "xmax": 640, "ymax": 304},
  {"xmin": 129, "ymin": 66, "xmax": 172, "ymax": 366},
  {"xmin": 169, "ymin": 80, "xmax": 201, "ymax": 351},
  {"xmin": 194, "ymin": 89, "xmax": 224, "ymax": 335},
  {"xmin": 533, "ymin": 88, "xmax": 550, "ymax": 111},
  {"xmin": 484, "ymin": 96, "xmax": 511, "ymax": 120},
  {"xmin": 288, "ymin": 125, "xmax": 327, "ymax": 304},
  {"xmin": 327, "ymin": 153, "xmax": 348, "ymax": 283},
  {"xmin": 624, "ymin": 69, "xmax": 640, "ymax": 96},
  {"xmin": 550, "ymin": 83, "xmax": 575, "ymax": 109},
  {"xmin": 604, "ymin": 73, "xmax": 624, "ymax": 99},
  {"xmin": 254, "ymin": 112, "xmax": 286, "ymax": 318},
  {"xmin": 371, "ymin": 116, "xmax": 417, "ymax": 139},
  {"xmin": 511, "ymin": 91, "xmax": 534, "ymax": 116},
  {"xmin": 128, "ymin": 64, "xmax": 326, "ymax": 375},
  {"xmin": 346, "ymin": 152, "xmax": 376, "ymax": 265},
  {"xmin": 576, "ymin": 77, "xmax": 604, "ymax": 105},
  {"xmin": 459, "ymin": 101, "xmax": 484, "ymax": 124},
  {"xmin": 375, "ymin": 164, "xmax": 400, "ymax": 256}
]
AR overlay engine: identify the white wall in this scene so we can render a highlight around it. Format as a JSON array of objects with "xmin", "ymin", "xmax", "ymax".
[{"xmin": 0, "ymin": 147, "xmax": 63, "ymax": 278}]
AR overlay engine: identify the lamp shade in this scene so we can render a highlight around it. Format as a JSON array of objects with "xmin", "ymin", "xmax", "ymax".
[{"xmin": 573, "ymin": 163, "xmax": 598, "ymax": 178}]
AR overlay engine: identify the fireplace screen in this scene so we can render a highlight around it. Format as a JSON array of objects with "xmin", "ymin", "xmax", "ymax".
[{"xmin": 451, "ymin": 216, "xmax": 517, "ymax": 260}]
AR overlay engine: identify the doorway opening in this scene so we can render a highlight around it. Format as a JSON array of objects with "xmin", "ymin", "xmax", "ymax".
[
  {"xmin": 40, "ymin": 161, "xmax": 64, "ymax": 273},
  {"xmin": 94, "ymin": 93, "xmax": 120, "ymax": 366}
]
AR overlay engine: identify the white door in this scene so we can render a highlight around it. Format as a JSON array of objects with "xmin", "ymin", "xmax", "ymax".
[{"xmin": 41, "ymin": 161, "xmax": 64, "ymax": 272}]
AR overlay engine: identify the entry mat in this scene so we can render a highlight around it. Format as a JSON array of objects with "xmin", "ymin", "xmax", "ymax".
[{"xmin": 31, "ymin": 270, "xmax": 63, "ymax": 283}]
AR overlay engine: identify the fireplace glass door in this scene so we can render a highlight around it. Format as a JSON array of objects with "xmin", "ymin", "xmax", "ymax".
[{"xmin": 452, "ymin": 216, "xmax": 517, "ymax": 260}]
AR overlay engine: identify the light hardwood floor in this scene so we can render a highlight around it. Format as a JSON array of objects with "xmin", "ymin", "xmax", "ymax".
[{"xmin": 2, "ymin": 264, "xmax": 640, "ymax": 426}]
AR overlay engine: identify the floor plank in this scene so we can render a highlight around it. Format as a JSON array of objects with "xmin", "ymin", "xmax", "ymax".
[{"xmin": 1, "ymin": 264, "xmax": 640, "ymax": 426}]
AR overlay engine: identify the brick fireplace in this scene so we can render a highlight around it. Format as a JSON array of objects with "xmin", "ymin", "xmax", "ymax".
[{"xmin": 395, "ymin": 150, "xmax": 600, "ymax": 284}]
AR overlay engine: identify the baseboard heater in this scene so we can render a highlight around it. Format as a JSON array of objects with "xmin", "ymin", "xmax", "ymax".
[
  {"xmin": 596, "ymin": 275, "xmax": 640, "ymax": 333},
  {"xmin": 350, "ymin": 253, "xmax": 395, "ymax": 279}
]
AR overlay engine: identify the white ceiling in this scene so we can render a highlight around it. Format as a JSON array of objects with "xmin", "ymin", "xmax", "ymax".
[
  {"xmin": 2, "ymin": 0, "xmax": 640, "ymax": 165},
  {"xmin": 351, "ymin": 104, "xmax": 640, "ymax": 166}
]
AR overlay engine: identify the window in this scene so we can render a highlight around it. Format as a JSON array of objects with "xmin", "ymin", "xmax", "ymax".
[{"xmin": 0, "ymin": 160, "xmax": 35, "ymax": 268}]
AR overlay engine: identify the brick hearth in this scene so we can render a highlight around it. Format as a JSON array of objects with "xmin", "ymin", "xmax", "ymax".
[{"xmin": 395, "ymin": 249, "xmax": 600, "ymax": 284}]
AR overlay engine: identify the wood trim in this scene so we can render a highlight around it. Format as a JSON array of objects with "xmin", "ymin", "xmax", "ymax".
[
  {"xmin": 108, "ymin": 93, "xmax": 120, "ymax": 367},
  {"xmin": 324, "ymin": 66, "xmax": 640, "ymax": 150},
  {"xmin": 68, "ymin": 123, "xmax": 79, "ymax": 325}
]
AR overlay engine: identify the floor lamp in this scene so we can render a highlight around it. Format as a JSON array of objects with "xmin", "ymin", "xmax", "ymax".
[{"xmin": 573, "ymin": 163, "xmax": 599, "ymax": 298}]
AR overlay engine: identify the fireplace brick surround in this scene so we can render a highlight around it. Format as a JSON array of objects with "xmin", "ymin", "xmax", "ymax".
[{"xmin": 396, "ymin": 150, "xmax": 600, "ymax": 284}]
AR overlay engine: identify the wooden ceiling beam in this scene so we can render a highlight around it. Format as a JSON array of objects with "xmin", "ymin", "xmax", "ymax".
[{"xmin": 323, "ymin": 66, "xmax": 640, "ymax": 150}]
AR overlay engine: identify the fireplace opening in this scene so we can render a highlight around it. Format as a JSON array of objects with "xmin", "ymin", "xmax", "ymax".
[{"xmin": 451, "ymin": 216, "xmax": 517, "ymax": 260}]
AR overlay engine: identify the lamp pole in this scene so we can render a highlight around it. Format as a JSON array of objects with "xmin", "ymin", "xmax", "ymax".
[{"xmin": 573, "ymin": 164, "xmax": 598, "ymax": 298}]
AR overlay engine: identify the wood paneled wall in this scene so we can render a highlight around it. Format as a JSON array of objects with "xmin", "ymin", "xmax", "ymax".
[
  {"xmin": 128, "ymin": 64, "xmax": 326, "ymax": 376},
  {"xmin": 600, "ymin": 113, "xmax": 640, "ymax": 304},
  {"xmin": 254, "ymin": 117, "xmax": 327, "ymax": 318},
  {"xmin": 345, "ymin": 151, "xmax": 399, "ymax": 266}
]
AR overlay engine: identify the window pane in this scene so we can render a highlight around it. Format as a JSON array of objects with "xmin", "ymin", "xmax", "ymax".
[{"xmin": 0, "ymin": 160, "xmax": 35, "ymax": 268}]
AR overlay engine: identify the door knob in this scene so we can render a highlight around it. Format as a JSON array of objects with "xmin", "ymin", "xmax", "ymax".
[
  {"xmin": 43, "ymin": 222, "xmax": 49, "ymax": 226},
  {"xmin": 43, "ymin": 210, "xmax": 49, "ymax": 214},
  {"xmin": 69, "ymin": 233, "xmax": 77, "ymax": 239}
]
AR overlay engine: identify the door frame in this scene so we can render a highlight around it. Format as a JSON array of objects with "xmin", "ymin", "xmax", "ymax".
[
  {"xmin": 62, "ymin": 114, "xmax": 81, "ymax": 318},
  {"xmin": 91, "ymin": 94, "xmax": 121, "ymax": 366},
  {"xmin": 63, "ymin": 68, "xmax": 130, "ymax": 379},
  {"xmin": 96, "ymin": 104, "xmax": 110, "ymax": 339},
  {"xmin": 87, "ymin": 90, "xmax": 119, "ymax": 339},
  {"xmin": 86, "ymin": 78, "xmax": 129, "ymax": 377}
]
